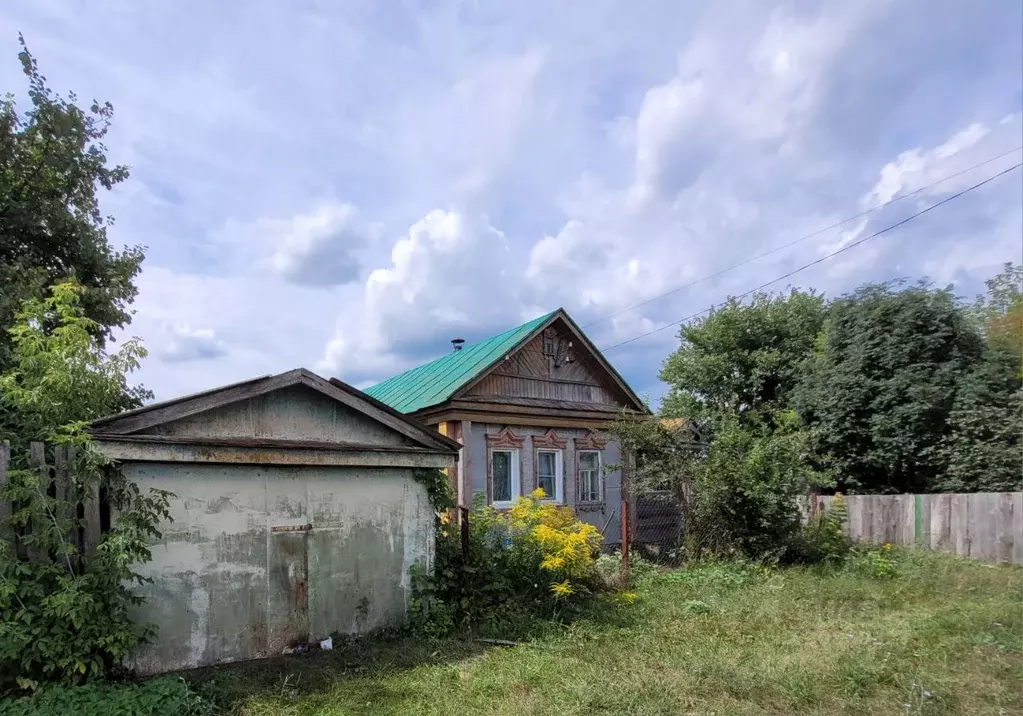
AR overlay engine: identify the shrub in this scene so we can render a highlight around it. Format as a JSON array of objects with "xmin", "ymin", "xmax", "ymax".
[
  {"xmin": 410, "ymin": 489, "xmax": 603, "ymax": 638},
  {"xmin": 691, "ymin": 411, "xmax": 831, "ymax": 562},
  {"xmin": 595, "ymin": 550, "xmax": 657, "ymax": 590},
  {"xmin": 851, "ymin": 543, "xmax": 900, "ymax": 580},
  {"xmin": 793, "ymin": 493, "xmax": 852, "ymax": 565},
  {"xmin": 0, "ymin": 282, "xmax": 171, "ymax": 692},
  {"xmin": 0, "ymin": 677, "xmax": 213, "ymax": 716}
]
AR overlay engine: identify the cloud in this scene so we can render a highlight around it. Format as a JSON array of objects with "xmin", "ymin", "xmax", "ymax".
[
  {"xmin": 267, "ymin": 203, "xmax": 366, "ymax": 286},
  {"xmin": 318, "ymin": 208, "xmax": 523, "ymax": 379},
  {"xmin": 2, "ymin": 0, "xmax": 1019, "ymax": 407},
  {"xmin": 160, "ymin": 325, "xmax": 227, "ymax": 363}
]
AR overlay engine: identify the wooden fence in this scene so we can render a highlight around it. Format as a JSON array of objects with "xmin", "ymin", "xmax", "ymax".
[
  {"xmin": 0, "ymin": 440, "xmax": 103, "ymax": 559},
  {"xmin": 811, "ymin": 492, "xmax": 1023, "ymax": 565}
]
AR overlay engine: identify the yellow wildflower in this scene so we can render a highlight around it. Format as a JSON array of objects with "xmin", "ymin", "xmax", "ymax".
[
  {"xmin": 551, "ymin": 580, "xmax": 574, "ymax": 598},
  {"xmin": 540, "ymin": 554, "xmax": 566, "ymax": 570}
]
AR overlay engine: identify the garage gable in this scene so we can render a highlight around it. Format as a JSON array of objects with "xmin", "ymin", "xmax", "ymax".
[{"xmin": 91, "ymin": 368, "xmax": 459, "ymax": 454}]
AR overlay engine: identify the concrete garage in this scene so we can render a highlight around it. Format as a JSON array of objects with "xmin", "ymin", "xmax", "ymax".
[{"xmin": 90, "ymin": 369, "xmax": 459, "ymax": 675}]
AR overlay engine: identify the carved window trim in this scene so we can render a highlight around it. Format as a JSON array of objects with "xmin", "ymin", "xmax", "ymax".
[
  {"xmin": 575, "ymin": 431, "xmax": 606, "ymax": 451},
  {"xmin": 532, "ymin": 429, "xmax": 567, "ymax": 450},
  {"xmin": 485, "ymin": 427, "xmax": 525, "ymax": 449}
]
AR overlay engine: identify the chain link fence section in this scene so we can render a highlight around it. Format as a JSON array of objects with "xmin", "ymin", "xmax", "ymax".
[{"xmin": 629, "ymin": 486, "xmax": 731, "ymax": 569}]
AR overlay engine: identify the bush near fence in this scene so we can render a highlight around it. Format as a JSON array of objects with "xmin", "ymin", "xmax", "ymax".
[{"xmin": 629, "ymin": 489, "xmax": 1023, "ymax": 566}]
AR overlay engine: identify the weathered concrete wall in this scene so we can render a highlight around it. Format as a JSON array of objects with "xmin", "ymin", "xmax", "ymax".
[
  {"xmin": 466, "ymin": 424, "xmax": 623, "ymax": 544},
  {"xmin": 124, "ymin": 462, "xmax": 433, "ymax": 675},
  {"xmin": 145, "ymin": 385, "xmax": 418, "ymax": 448}
]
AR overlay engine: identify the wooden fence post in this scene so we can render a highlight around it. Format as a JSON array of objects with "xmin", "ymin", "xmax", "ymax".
[
  {"xmin": 81, "ymin": 450, "xmax": 102, "ymax": 558},
  {"xmin": 27, "ymin": 442, "xmax": 48, "ymax": 562},
  {"xmin": 0, "ymin": 440, "xmax": 10, "ymax": 542}
]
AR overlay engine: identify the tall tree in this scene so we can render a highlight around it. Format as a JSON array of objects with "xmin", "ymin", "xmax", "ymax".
[
  {"xmin": 660, "ymin": 289, "xmax": 827, "ymax": 422},
  {"xmin": 0, "ymin": 36, "xmax": 144, "ymax": 377},
  {"xmin": 935, "ymin": 343, "xmax": 1022, "ymax": 493},
  {"xmin": 796, "ymin": 281, "xmax": 985, "ymax": 494},
  {"xmin": 971, "ymin": 262, "xmax": 1023, "ymax": 376}
]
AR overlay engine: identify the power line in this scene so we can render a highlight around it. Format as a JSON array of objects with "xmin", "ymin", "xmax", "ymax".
[
  {"xmin": 599, "ymin": 160, "xmax": 1022, "ymax": 353},
  {"xmin": 583, "ymin": 145, "xmax": 1023, "ymax": 330}
]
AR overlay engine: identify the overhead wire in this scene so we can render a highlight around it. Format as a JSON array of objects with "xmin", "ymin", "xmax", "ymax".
[
  {"xmin": 582, "ymin": 145, "xmax": 1023, "ymax": 330},
  {"xmin": 599, "ymin": 160, "xmax": 1023, "ymax": 352}
]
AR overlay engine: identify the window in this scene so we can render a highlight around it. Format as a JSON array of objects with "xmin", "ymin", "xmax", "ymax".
[
  {"xmin": 536, "ymin": 450, "xmax": 563, "ymax": 503},
  {"xmin": 578, "ymin": 451, "xmax": 602, "ymax": 502},
  {"xmin": 491, "ymin": 449, "xmax": 519, "ymax": 508}
]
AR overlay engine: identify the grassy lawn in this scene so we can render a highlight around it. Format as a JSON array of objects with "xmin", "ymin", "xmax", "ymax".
[{"xmin": 191, "ymin": 550, "xmax": 1022, "ymax": 716}]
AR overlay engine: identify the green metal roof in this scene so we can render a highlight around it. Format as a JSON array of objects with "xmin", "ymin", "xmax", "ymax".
[{"xmin": 363, "ymin": 310, "xmax": 558, "ymax": 414}]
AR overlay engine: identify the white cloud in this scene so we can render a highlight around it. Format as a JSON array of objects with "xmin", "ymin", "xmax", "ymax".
[
  {"xmin": 267, "ymin": 202, "xmax": 366, "ymax": 286},
  {"xmin": 2, "ymin": 0, "xmax": 1019, "ymax": 405},
  {"xmin": 160, "ymin": 325, "xmax": 227, "ymax": 364},
  {"xmin": 318, "ymin": 208, "xmax": 522, "ymax": 378}
]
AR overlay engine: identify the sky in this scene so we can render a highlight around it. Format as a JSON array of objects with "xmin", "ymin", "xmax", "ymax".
[{"xmin": 2, "ymin": 0, "xmax": 1021, "ymax": 407}]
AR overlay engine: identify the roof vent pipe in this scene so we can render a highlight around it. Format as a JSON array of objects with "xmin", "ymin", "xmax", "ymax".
[{"xmin": 451, "ymin": 338, "xmax": 465, "ymax": 351}]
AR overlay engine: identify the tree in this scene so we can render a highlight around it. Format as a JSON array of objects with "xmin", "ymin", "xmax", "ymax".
[
  {"xmin": 970, "ymin": 262, "xmax": 1023, "ymax": 376},
  {"xmin": 936, "ymin": 344, "xmax": 1023, "ymax": 493},
  {"xmin": 659, "ymin": 289, "xmax": 827, "ymax": 423},
  {"xmin": 0, "ymin": 36, "xmax": 144, "ymax": 383},
  {"xmin": 0, "ymin": 281, "xmax": 167, "ymax": 691},
  {"xmin": 686, "ymin": 410, "xmax": 829, "ymax": 561},
  {"xmin": 796, "ymin": 280, "xmax": 985, "ymax": 494}
]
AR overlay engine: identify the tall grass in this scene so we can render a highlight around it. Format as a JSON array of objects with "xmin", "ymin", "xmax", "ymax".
[{"xmin": 193, "ymin": 549, "xmax": 1021, "ymax": 715}]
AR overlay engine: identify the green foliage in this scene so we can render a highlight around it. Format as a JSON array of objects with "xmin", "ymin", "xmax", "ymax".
[
  {"xmin": 663, "ymin": 560, "xmax": 770, "ymax": 591},
  {"xmin": 691, "ymin": 411, "xmax": 830, "ymax": 562},
  {"xmin": 794, "ymin": 494, "xmax": 852, "ymax": 565},
  {"xmin": 850, "ymin": 543, "xmax": 900, "ymax": 580},
  {"xmin": 797, "ymin": 280, "xmax": 986, "ymax": 493},
  {"xmin": 660, "ymin": 289, "xmax": 826, "ymax": 422},
  {"xmin": 0, "ymin": 282, "xmax": 171, "ymax": 692},
  {"xmin": 0, "ymin": 38, "xmax": 145, "ymax": 390},
  {"xmin": 411, "ymin": 467, "xmax": 456, "ymax": 512},
  {"xmin": 970, "ymin": 262, "xmax": 1023, "ymax": 374},
  {"xmin": 936, "ymin": 346, "xmax": 1023, "ymax": 493},
  {"xmin": 0, "ymin": 677, "xmax": 214, "ymax": 716},
  {"xmin": 409, "ymin": 491, "xmax": 604, "ymax": 639}
]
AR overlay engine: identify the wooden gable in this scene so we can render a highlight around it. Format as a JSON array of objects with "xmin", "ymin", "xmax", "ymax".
[
  {"xmin": 459, "ymin": 317, "xmax": 640, "ymax": 411},
  {"xmin": 91, "ymin": 369, "xmax": 461, "ymax": 454}
]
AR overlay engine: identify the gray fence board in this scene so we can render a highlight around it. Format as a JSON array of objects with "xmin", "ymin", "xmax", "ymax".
[
  {"xmin": 0, "ymin": 440, "xmax": 9, "ymax": 540},
  {"xmin": 821, "ymin": 492, "xmax": 1023, "ymax": 565},
  {"xmin": 0, "ymin": 441, "xmax": 102, "ymax": 561}
]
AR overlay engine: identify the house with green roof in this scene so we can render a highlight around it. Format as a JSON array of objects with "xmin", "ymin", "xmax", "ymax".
[{"xmin": 364, "ymin": 308, "xmax": 646, "ymax": 544}]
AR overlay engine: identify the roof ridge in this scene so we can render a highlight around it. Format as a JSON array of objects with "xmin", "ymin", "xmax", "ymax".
[{"xmin": 362, "ymin": 309, "xmax": 559, "ymax": 413}]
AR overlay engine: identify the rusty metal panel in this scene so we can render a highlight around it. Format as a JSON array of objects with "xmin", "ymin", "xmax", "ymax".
[
  {"xmin": 265, "ymin": 467, "xmax": 310, "ymax": 654},
  {"xmin": 123, "ymin": 462, "xmax": 436, "ymax": 675}
]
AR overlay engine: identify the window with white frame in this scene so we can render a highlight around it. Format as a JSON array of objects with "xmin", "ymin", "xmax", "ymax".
[
  {"xmin": 578, "ymin": 450, "xmax": 602, "ymax": 502},
  {"xmin": 490, "ymin": 449, "xmax": 519, "ymax": 508},
  {"xmin": 536, "ymin": 449, "xmax": 563, "ymax": 503}
]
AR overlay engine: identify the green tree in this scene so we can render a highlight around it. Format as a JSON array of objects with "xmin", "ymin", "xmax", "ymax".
[
  {"xmin": 0, "ymin": 281, "xmax": 168, "ymax": 692},
  {"xmin": 0, "ymin": 36, "xmax": 144, "ymax": 383},
  {"xmin": 690, "ymin": 410, "xmax": 830, "ymax": 561},
  {"xmin": 796, "ymin": 281, "xmax": 985, "ymax": 494},
  {"xmin": 660, "ymin": 289, "xmax": 827, "ymax": 423},
  {"xmin": 970, "ymin": 262, "xmax": 1023, "ymax": 376},
  {"xmin": 936, "ymin": 344, "xmax": 1022, "ymax": 493}
]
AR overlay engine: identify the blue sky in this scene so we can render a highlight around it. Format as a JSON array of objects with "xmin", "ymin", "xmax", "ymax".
[{"xmin": 2, "ymin": 0, "xmax": 1021, "ymax": 406}]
